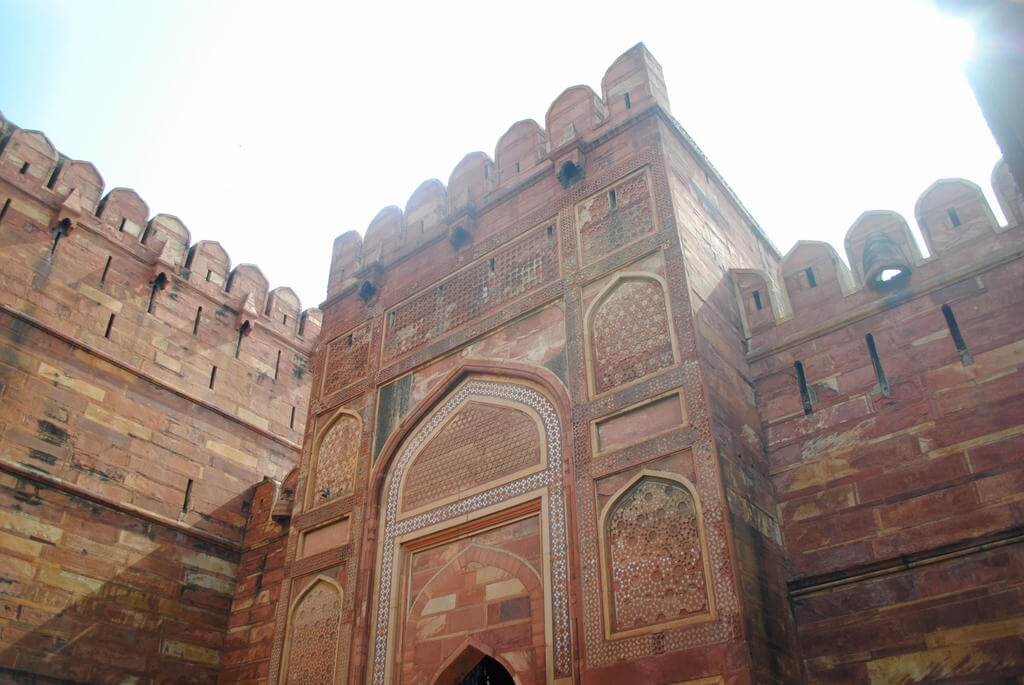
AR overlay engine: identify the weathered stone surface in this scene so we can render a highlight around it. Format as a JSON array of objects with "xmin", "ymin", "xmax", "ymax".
[
  {"xmin": 0, "ymin": 113, "xmax": 316, "ymax": 682},
  {"xmin": 3, "ymin": 40, "xmax": 1022, "ymax": 685}
]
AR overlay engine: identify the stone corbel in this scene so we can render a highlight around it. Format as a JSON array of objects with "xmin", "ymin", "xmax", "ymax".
[
  {"xmin": 354, "ymin": 261, "xmax": 384, "ymax": 302},
  {"xmin": 237, "ymin": 292, "xmax": 261, "ymax": 332},
  {"xmin": 55, "ymin": 188, "xmax": 84, "ymax": 231},
  {"xmin": 446, "ymin": 207, "xmax": 478, "ymax": 249},
  {"xmin": 554, "ymin": 147, "xmax": 586, "ymax": 189}
]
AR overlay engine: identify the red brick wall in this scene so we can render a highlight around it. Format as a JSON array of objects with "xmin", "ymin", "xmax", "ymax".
[
  {"xmin": 0, "ymin": 308, "xmax": 295, "ymax": 541},
  {"xmin": 794, "ymin": 544, "xmax": 1024, "ymax": 683}
]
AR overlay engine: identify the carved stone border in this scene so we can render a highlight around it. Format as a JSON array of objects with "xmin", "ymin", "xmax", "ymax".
[
  {"xmin": 270, "ymin": 390, "xmax": 373, "ymax": 684},
  {"xmin": 369, "ymin": 379, "xmax": 571, "ymax": 683},
  {"xmin": 562, "ymin": 148, "xmax": 744, "ymax": 667}
]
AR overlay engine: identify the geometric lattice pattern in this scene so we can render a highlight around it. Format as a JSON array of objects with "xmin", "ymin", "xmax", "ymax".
[
  {"xmin": 577, "ymin": 172, "xmax": 654, "ymax": 265},
  {"xmin": 382, "ymin": 224, "xmax": 559, "ymax": 363},
  {"xmin": 606, "ymin": 478, "xmax": 708, "ymax": 633},
  {"xmin": 321, "ymin": 324, "xmax": 370, "ymax": 397},
  {"xmin": 284, "ymin": 581, "xmax": 341, "ymax": 684},
  {"xmin": 310, "ymin": 414, "xmax": 360, "ymax": 507},
  {"xmin": 401, "ymin": 401, "xmax": 541, "ymax": 513},
  {"xmin": 590, "ymin": 277, "xmax": 675, "ymax": 394}
]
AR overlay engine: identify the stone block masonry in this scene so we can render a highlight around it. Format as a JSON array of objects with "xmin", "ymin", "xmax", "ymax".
[
  {"xmin": 733, "ymin": 165, "xmax": 1024, "ymax": 682},
  {"xmin": 283, "ymin": 41, "xmax": 1024, "ymax": 684},
  {"xmin": 0, "ymin": 114, "xmax": 319, "ymax": 682},
  {"xmin": 3, "ymin": 39, "xmax": 1024, "ymax": 685},
  {"xmin": 288, "ymin": 42, "xmax": 781, "ymax": 685}
]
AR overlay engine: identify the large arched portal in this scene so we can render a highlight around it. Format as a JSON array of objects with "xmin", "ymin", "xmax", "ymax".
[
  {"xmin": 429, "ymin": 642, "xmax": 518, "ymax": 685},
  {"xmin": 368, "ymin": 373, "xmax": 570, "ymax": 684}
]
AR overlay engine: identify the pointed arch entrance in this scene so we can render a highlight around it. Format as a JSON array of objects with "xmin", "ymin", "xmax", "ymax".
[
  {"xmin": 428, "ymin": 639, "xmax": 519, "ymax": 685},
  {"xmin": 454, "ymin": 657, "xmax": 515, "ymax": 685},
  {"xmin": 366, "ymin": 363, "xmax": 572, "ymax": 684}
]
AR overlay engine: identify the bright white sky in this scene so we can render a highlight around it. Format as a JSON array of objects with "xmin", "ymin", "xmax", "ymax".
[{"xmin": 1, "ymin": 1, "xmax": 1000, "ymax": 308}]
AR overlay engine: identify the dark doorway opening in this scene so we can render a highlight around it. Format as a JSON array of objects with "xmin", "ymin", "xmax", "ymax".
[{"xmin": 457, "ymin": 656, "xmax": 515, "ymax": 685}]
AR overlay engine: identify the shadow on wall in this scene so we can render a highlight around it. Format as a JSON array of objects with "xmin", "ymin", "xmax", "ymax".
[
  {"xmin": 0, "ymin": 229, "xmax": 297, "ymax": 682},
  {"xmin": 692, "ymin": 269, "xmax": 800, "ymax": 684},
  {"xmin": 0, "ymin": 473, "xmax": 253, "ymax": 684}
]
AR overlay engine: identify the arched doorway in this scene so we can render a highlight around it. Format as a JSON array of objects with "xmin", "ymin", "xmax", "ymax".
[
  {"xmin": 457, "ymin": 657, "xmax": 515, "ymax": 685},
  {"xmin": 366, "ymin": 366, "xmax": 572, "ymax": 684},
  {"xmin": 429, "ymin": 643, "xmax": 517, "ymax": 685}
]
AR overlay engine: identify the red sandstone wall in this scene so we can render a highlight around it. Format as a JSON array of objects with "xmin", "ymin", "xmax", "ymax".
[
  {"xmin": 0, "ymin": 117, "xmax": 317, "ymax": 681},
  {"xmin": 738, "ymin": 169, "xmax": 1024, "ymax": 682},
  {"xmin": 396, "ymin": 515, "xmax": 547, "ymax": 684},
  {"xmin": 660, "ymin": 118, "xmax": 802, "ymax": 684},
  {"xmin": 219, "ymin": 477, "xmax": 292, "ymax": 684},
  {"xmin": 8, "ymin": 38, "xmax": 1014, "ymax": 685},
  {"xmin": 0, "ymin": 468, "xmax": 240, "ymax": 683},
  {"xmin": 276, "ymin": 44, "xmax": 771, "ymax": 685}
]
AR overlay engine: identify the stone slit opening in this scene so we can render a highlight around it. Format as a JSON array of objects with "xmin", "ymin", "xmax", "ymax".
[
  {"xmin": 947, "ymin": 207, "xmax": 962, "ymax": 227},
  {"xmin": 865, "ymin": 333, "xmax": 890, "ymax": 396},
  {"xmin": 942, "ymin": 303, "xmax": 973, "ymax": 365},
  {"xmin": 100, "ymin": 256, "xmax": 112, "ymax": 285},
  {"xmin": 795, "ymin": 360, "xmax": 812, "ymax": 414}
]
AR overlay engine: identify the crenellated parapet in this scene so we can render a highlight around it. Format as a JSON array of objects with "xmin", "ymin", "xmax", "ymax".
[
  {"xmin": 732, "ymin": 159, "xmax": 1024, "ymax": 355},
  {"xmin": 0, "ymin": 111, "xmax": 321, "ymax": 443},
  {"xmin": 324, "ymin": 42, "xmax": 672, "ymax": 302}
]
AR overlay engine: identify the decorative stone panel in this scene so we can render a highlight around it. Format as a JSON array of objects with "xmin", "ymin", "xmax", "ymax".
[
  {"xmin": 602, "ymin": 474, "xmax": 712, "ymax": 636},
  {"xmin": 576, "ymin": 170, "xmax": 655, "ymax": 266},
  {"xmin": 283, "ymin": 579, "xmax": 342, "ymax": 684},
  {"xmin": 588, "ymin": 275, "xmax": 676, "ymax": 395},
  {"xmin": 398, "ymin": 521, "xmax": 546, "ymax": 684},
  {"xmin": 400, "ymin": 401, "xmax": 542, "ymax": 514},
  {"xmin": 308, "ymin": 412, "xmax": 360, "ymax": 508},
  {"xmin": 321, "ymin": 324, "xmax": 371, "ymax": 397},
  {"xmin": 382, "ymin": 223, "xmax": 559, "ymax": 363}
]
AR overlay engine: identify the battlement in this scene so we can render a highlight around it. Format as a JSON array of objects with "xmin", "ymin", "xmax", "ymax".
[
  {"xmin": 325, "ymin": 43, "xmax": 672, "ymax": 301},
  {"xmin": 0, "ymin": 121, "xmax": 322, "ymax": 343},
  {"xmin": 0, "ymin": 105, "xmax": 328, "ymax": 681},
  {"xmin": 731, "ymin": 158, "xmax": 1024, "ymax": 356},
  {"xmin": 0, "ymin": 113, "xmax": 321, "ymax": 448}
]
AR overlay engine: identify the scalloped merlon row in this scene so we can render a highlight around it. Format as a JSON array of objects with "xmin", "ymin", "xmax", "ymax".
[
  {"xmin": 0, "ymin": 118, "xmax": 322, "ymax": 344},
  {"xmin": 325, "ymin": 42, "xmax": 671, "ymax": 299},
  {"xmin": 733, "ymin": 159, "xmax": 1024, "ymax": 344}
]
